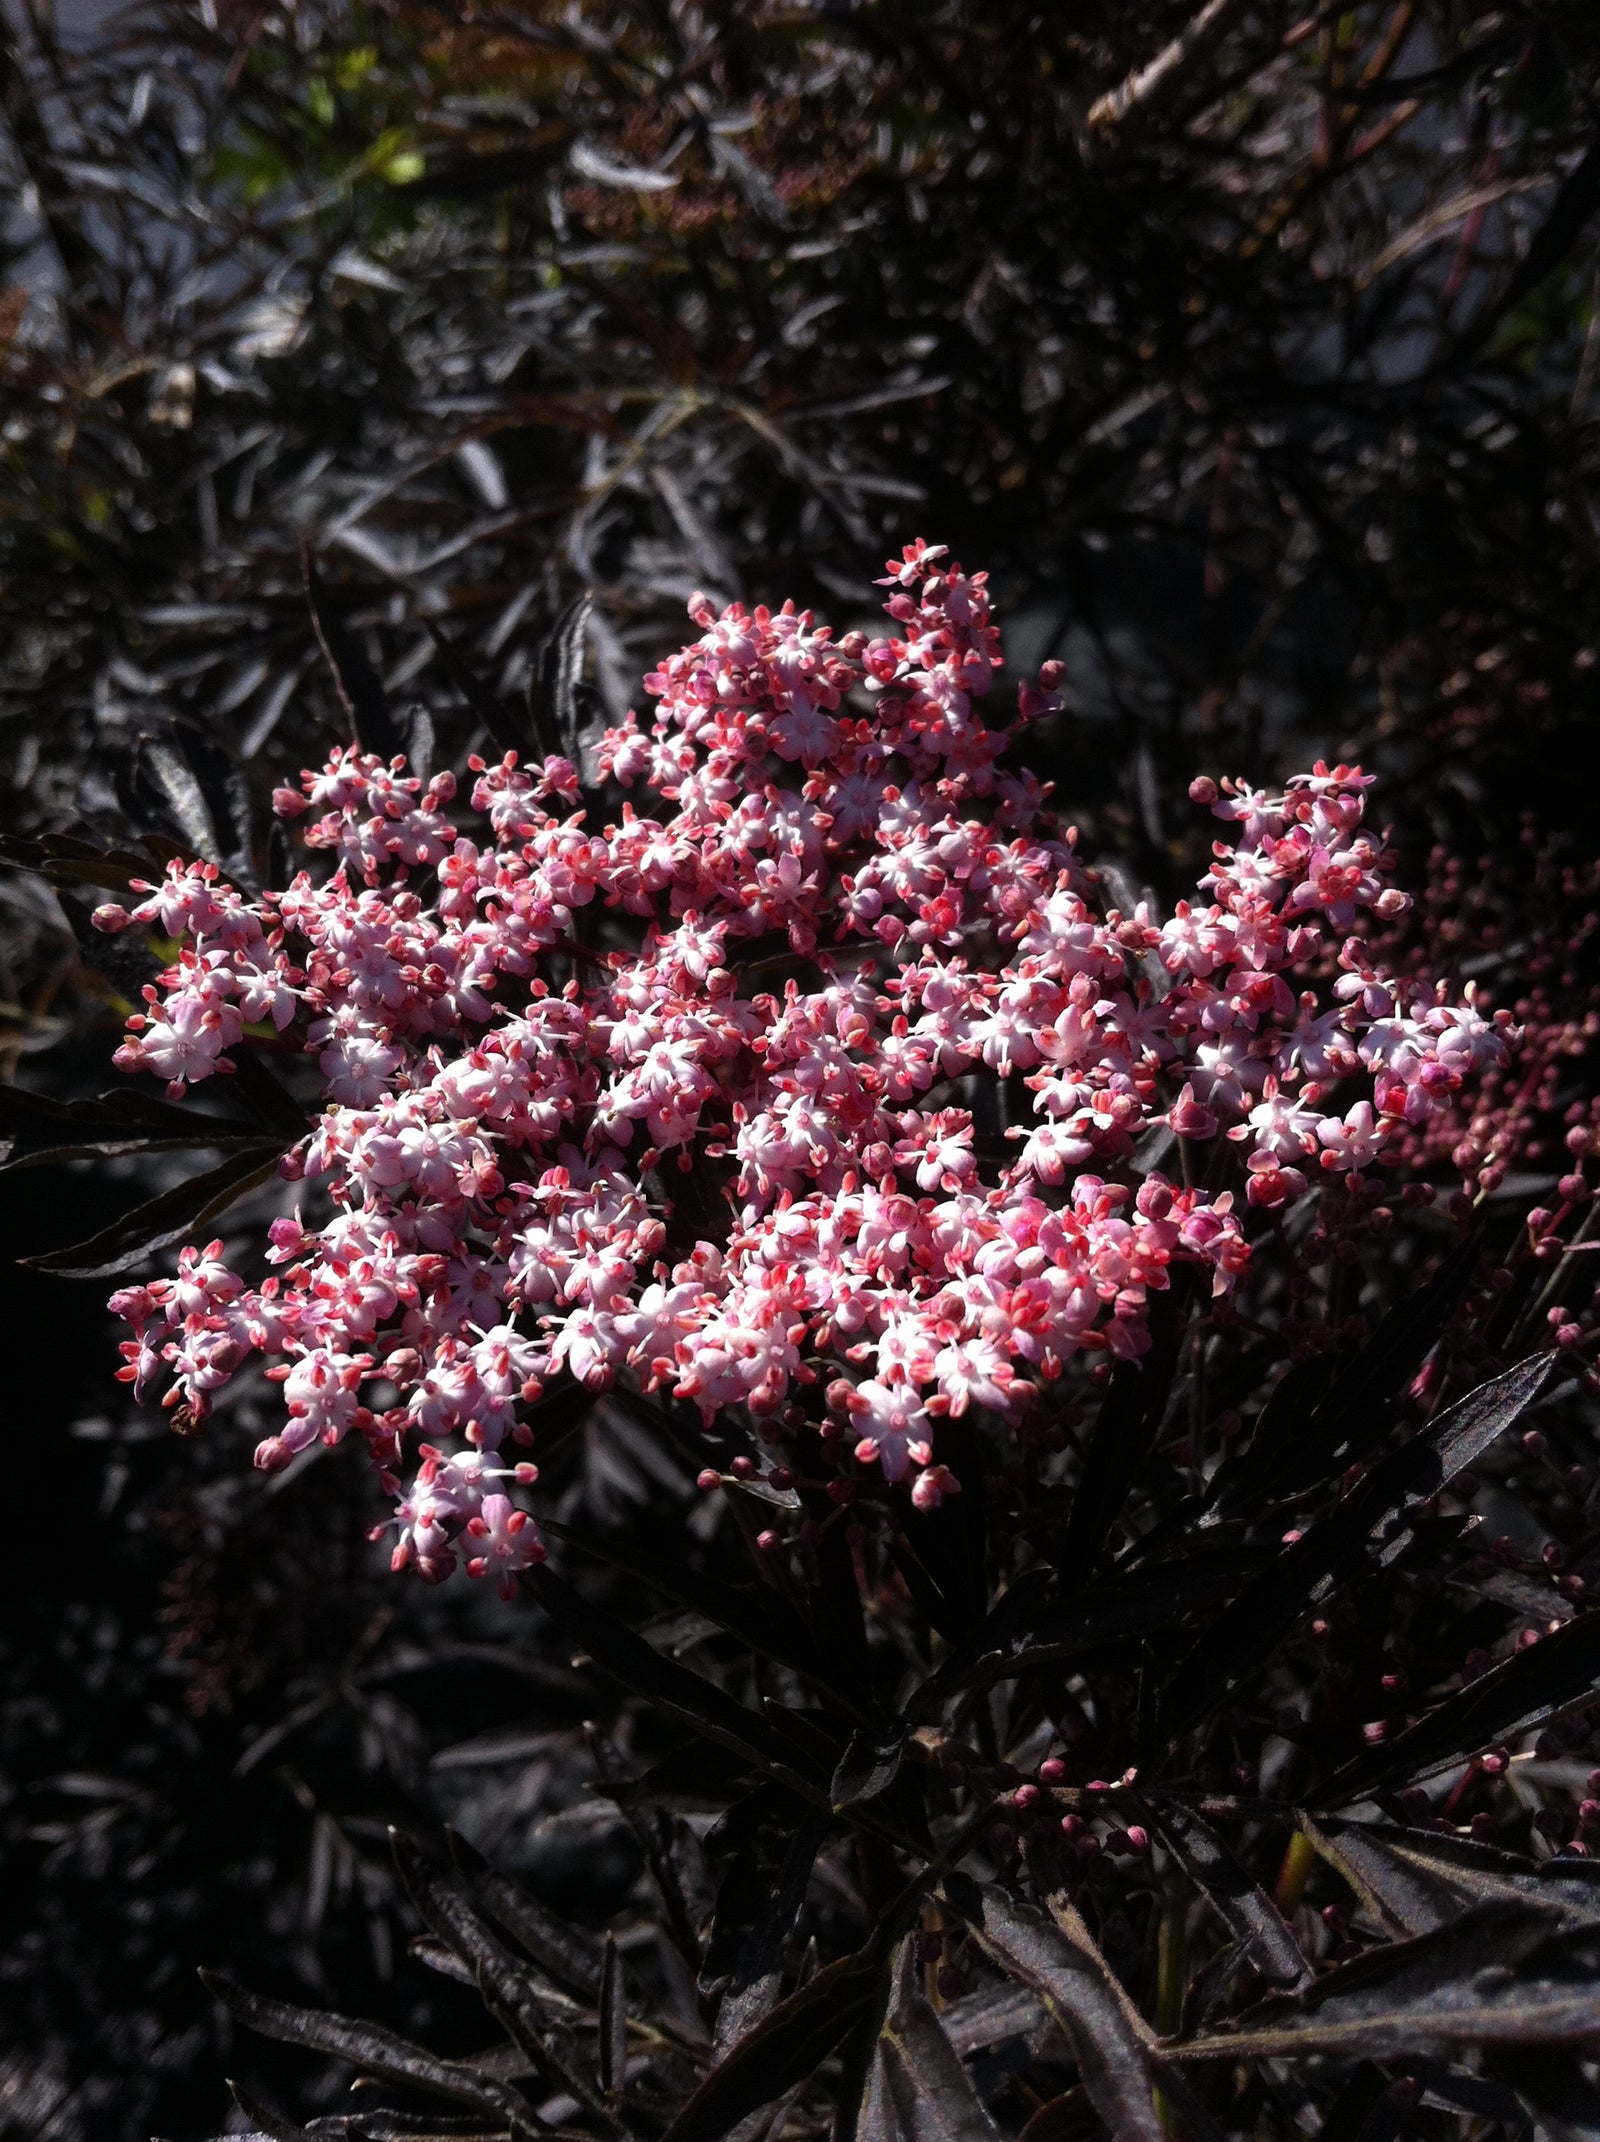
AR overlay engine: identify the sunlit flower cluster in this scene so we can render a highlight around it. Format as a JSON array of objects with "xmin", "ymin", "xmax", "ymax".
[{"xmin": 97, "ymin": 542, "xmax": 1511, "ymax": 1588}]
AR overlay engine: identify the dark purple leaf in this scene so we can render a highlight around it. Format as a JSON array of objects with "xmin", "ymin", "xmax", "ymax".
[
  {"xmin": 940, "ymin": 1876, "xmax": 1164, "ymax": 2142},
  {"xmin": 522, "ymin": 1564, "xmax": 819, "ymax": 1795},
  {"xmin": 1318, "ymin": 1604, "xmax": 1600, "ymax": 1806},
  {"xmin": 1172, "ymin": 1899, "xmax": 1597, "ymax": 2059},
  {"xmin": 444, "ymin": 1827, "xmax": 604, "ymax": 2000},
  {"xmin": 661, "ymin": 1938, "xmax": 891, "ymax": 2142},
  {"xmin": 200, "ymin": 1970, "xmax": 533, "ymax": 2125},
  {"xmin": 858, "ymin": 1937, "xmax": 999, "ymax": 2142},
  {"xmin": 0, "ymin": 1084, "xmax": 258, "ymax": 1172},
  {"xmin": 1141, "ymin": 1801, "xmax": 1310, "ymax": 1989},
  {"xmin": 1204, "ymin": 1236, "xmax": 1481, "ymax": 1520},
  {"xmin": 1162, "ymin": 1353, "xmax": 1555, "ymax": 1740},
  {"xmin": 25, "ymin": 1141, "xmax": 287, "ymax": 1278}
]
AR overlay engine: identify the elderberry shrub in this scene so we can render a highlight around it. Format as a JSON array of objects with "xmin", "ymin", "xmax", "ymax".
[{"xmin": 67, "ymin": 545, "xmax": 1600, "ymax": 2142}]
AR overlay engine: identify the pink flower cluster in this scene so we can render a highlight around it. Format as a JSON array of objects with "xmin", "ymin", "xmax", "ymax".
[{"xmin": 96, "ymin": 541, "xmax": 1512, "ymax": 1588}]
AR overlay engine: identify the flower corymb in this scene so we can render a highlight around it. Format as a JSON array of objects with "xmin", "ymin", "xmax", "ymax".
[{"xmin": 98, "ymin": 543, "xmax": 1511, "ymax": 1589}]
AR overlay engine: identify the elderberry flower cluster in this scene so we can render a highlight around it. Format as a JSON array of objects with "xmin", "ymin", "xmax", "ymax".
[{"xmin": 96, "ymin": 542, "xmax": 1513, "ymax": 1590}]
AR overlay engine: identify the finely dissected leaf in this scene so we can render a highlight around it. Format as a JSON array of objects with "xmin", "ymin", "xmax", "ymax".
[
  {"xmin": 905, "ymin": 1568, "xmax": 1056, "ymax": 1721},
  {"xmin": 1142, "ymin": 1801, "xmax": 1310, "ymax": 1989},
  {"xmin": 601, "ymin": 1738, "xmax": 762, "ymax": 1812},
  {"xmin": 589, "ymin": 1724, "xmax": 715, "ymax": 1973},
  {"xmin": 132, "ymin": 728, "xmax": 256, "ymax": 887},
  {"xmin": 858, "ymin": 1937, "xmax": 999, "ymax": 2142},
  {"xmin": 907, "ymin": 1554, "xmax": 1274, "ymax": 1719},
  {"xmin": 1204, "ymin": 1235, "xmax": 1480, "ymax": 1520},
  {"xmin": 200, "ymin": 1970, "xmax": 533, "ymax": 2124},
  {"xmin": 0, "ymin": 1084, "xmax": 258, "ymax": 1172},
  {"xmin": 660, "ymin": 1938, "xmax": 892, "ymax": 2142},
  {"xmin": 0, "ymin": 828, "xmax": 179, "ymax": 892},
  {"xmin": 1303, "ymin": 1817, "xmax": 1600, "ymax": 1936},
  {"xmin": 1300, "ymin": 1817, "xmax": 1479, "ymax": 1937},
  {"xmin": 395, "ymin": 1831, "xmax": 575, "ymax": 2011},
  {"xmin": 25, "ymin": 1141, "xmax": 287, "ymax": 1277},
  {"xmin": 390, "ymin": 1833, "xmax": 624, "ymax": 2136},
  {"xmin": 444, "ymin": 1826, "xmax": 604, "ymax": 2000},
  {"xmin": 1170, "ymin": 1898, "xmax": 1600, "ymax": 2059},
  {"xmin": 703, "ymin": 1791, "xmax": 830, "ymax": 2054},
  {"xmin": 304, "ymin": 550, "xmax": 405, "ymax": 761},
  {"xmin": 527, "ymin": 593, "xmax": 599, "ymax": 766},
  {"xmin": 1161, "ymin": 1353, "xmax": 1555, "ymax": 1740},
  {"xmin": 524, "ymin": 1565, "xmax": 819, "ymax": 1795},
  {"xmin": 940, "ymin": 1876, "xmax": 1164, "ymax": 2142},
  {"xmin": 1318, "ymin": 1605, "xmax": 1600, "ymax": 1806}
]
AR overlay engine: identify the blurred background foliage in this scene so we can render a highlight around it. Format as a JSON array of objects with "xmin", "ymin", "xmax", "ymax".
[{"xmin": 6, "ymin": 3, "xmax": 1600, "ymax": 2135}]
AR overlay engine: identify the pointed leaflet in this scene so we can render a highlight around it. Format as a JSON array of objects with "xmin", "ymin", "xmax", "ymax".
[
  {"xmin": 1299, "ymin": 1817, "xmax": 1479, "ymax": 1937},
  {"xmin": 857, "ymin": 1937, "xmax": 1000, "ymax": 2142},
  {"xmin": 389, "ymin": 1832, "xmax": 625, "ymax": 2138},
  {"xmin": 1302, "ymin": 1816, "xmax": 1600, "ymax": 1939},
  {"xmin": 1316, "ymin": 1604, "xmax": 1600, "ymax": 1806},
  {"xmin": 703, "ymin": 1791, "xmax": 830, "ymax": 2054},
  {"xmin": 0, "ymin": 828, "xmax": 180, "ymax": 893},
  {"xmin": 303, "ymin": 549, "xmax": 406, "ymax": 761},
  {"xmin": 444, "ymin": 1826, "xmax": 604, "ymax": 1999},
  {"xmin": 832, "ymin": 1725, "xmax": 907, "ymax": 1812},
  {"xmin": 1169, "ymin": 1898, "xmax": 1600, "ymax": 2060},
  {"xmin": 25, "ymin": 1141, "xmax": 287, "ymax": 1277},
  {"xmin": 0, "ymin": 1085, "xmax": 260, "ymax": 1172},
  {"xmin": 1140, "ymin": 1801, "xmax": 1310, "ymax": 1989},
  {"xmin": 589, "ymin": 1724, "xmax": 714, "ymax": 1973},
  {"xmin": 1204, "ymin": 1235, "xmax": 1480, "ymax": 1522},
  {"xmin": 199, "ymin": 1970, "xmax": 533, "ymax": 2126},
  {"xmin": 599, "ymin": 1932, "xmax": 628, "ymax": 2097},
  {"xmin": 133, "ymin": 726, "xmax": 257, "ymax": 888},
  {"xmin": 527, "ymin": 594, "xmax": 601, "ymax": 767},
  {"xmin": 1160, "ymin": 1353, "xmax": 1555, "ymax": 1740},
  {"xmin": 661, "ymin": 1937, "xmax": 893, "ymax": 2142},
  {"xmin": 939, "ymin": 1876, "xmax": 1164, "ymax": 2142},
  {"xmin": 521, "ymin": 1564, "xmax": 818, "ymax": 1793},
  {"xmin": 223, "ymin": 2078, "xmax": 323, "ymax": 2142}
]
